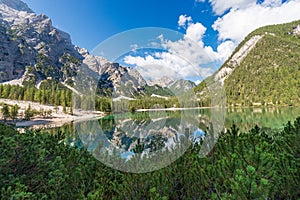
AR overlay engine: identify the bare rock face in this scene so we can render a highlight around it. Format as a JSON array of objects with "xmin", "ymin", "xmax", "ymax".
[
  {"xmin": 0, "ymin": 20, "xmax": 34, "ymax": 82},
  {"xmin": 228, "ymin": 35, "xmax": 263, "ymax": 67},
  {"xmin": 97, "ymin": 63, "xmax": 147, "ymax": 97},
  {"xmin": 213, "ymin": 35, "xmax": 263, "ymax": 85},
  {"xmin": 0, "ymin": 1, "xmax": 85, "ymax": 83},
  {"xmin": 147, "ymin": 76, "xmax": 175, "ymax": 87},
  {"xmin": 292, "ymin": 24, "xmax": 300, "ymax": 35},
  {"xmin": 168, "ymin": 79, "xmax": 196, "ymax": 96},
  {"xmin": 0, "ymin": 0, "xmax": 116, "ymax": 86},
  {"xmin": 0, "ymin": 0, "xmax": 33, "ymax": 13},
  {"xmin": 78, "ymin": 47, "xmax": 108, "ymax": 74}
]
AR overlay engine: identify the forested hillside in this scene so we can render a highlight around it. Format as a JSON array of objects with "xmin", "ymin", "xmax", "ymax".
[
  {"xmin": 195, "ymin": 20, "xmax": 300, "ymax": 107},
  {"xmin": 0, "ymin": 81, "xmax": 72, "ymax": 108}
]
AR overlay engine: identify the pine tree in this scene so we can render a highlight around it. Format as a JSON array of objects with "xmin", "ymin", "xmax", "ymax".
[
  {"xmin": 24, "ymin": 104, "xmax": 34, "ymax": 120},
  {"xmin": 34, "ymin": 90, "xmax": 42, "ymax": 103},
  {"xmin": 1, "ymin": 104, "xmax": 10, "ymax": 120},
  {"xmin": 10, "ymin": 104, "xmax": 19, "ymax": 121}
]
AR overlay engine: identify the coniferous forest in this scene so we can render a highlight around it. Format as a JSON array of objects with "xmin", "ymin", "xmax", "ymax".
[{"xmin": 0, "ymin": 117, "xmax": 299, "ymax": 199}]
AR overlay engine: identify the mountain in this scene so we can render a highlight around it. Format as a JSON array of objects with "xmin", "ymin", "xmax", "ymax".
[
  {"xmin": 195, "ymin": 20, "xmax": 300, "ymax": 107},
  {"xmin": 147, "ymin": 76, "xmax": 175, "ymax": 87},
  {"xmin": 96, "ymin": 63, "xmax": 146, "ymax": 97},
  {"xmin": 169, "ymin": 79, "xmax": 196, "ymax": 96},
  {"xmin": 0, "ymin": 0, "xmax": 196, "ymax": 100},
  {"xmin": 0, "ymin": 0, "xmax": 144, "ymax": 97},
  {"xmin": 0, "ymin": 0, "xmax": 86, "ymax": 85},
  {"xmin": 0, "ymin": 0, "xmax": 33, "ymax": 13},
  {"xmin": 147, "ymin": 76, "xmax": 196, "ymax": 96}
]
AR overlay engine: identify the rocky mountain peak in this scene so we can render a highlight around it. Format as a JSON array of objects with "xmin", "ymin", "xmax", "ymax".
[
  {"xmin": 0, "ymin": 0, "xmax": 86, "ymax": 83},
  {"xmin": 97, "ymin": 63, "xmax": 147, "ymax": 97},
  {"xmin": 0, "ymin": 0, "xmax": 33, "ymax": 13},
  {"xmin": 169, "ymin": 79, "xmax": 196, "ymax": 96},
  {"xmin": 147, "ymin": 76, "xmax": 175, "ymax": 87}
]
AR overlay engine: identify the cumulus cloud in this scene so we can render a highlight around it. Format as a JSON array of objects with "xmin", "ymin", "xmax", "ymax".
[
  {"xmin": 216, "ymin": 40, "xmax": 236, "ymax": 61},
  {"xmin": 124, "ymin": 48, "xmax": 213, "ymax": 81},
  {"xmin": 195, "ymin": 79, "xmax": 202, "ymax": 85},
  {"xmin": 185, "ymin": 22, "xmax": 207, "ymax": 44},
  {"xmin": 208, "ymin": 0, "xmax": 256, "ymax": 15},
  {"xmin": 261, "ymin": 0, "xmax": 282, "ymax": 7},
  {"xmin": 212, "ymin": 0, "xmax": 300, "ymax": 43},
  {"xmin": 123, "ymin": 16, "xmax": 233, "ymax": 82},
  {"xmin": 178, "ymin": 14, "xmax": 193, "ymax": 28}
]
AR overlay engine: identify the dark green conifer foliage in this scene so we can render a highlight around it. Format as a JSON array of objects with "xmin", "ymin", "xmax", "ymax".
[{"xmin": 0, "ymin": 117, "xmax": 299, "ymax": 199}]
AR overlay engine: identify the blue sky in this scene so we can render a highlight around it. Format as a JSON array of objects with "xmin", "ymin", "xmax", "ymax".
[
  {"xmin": 22, "ymin": 0, "xmax": 300, "ymax": 82},
  {"xmin": 23, "ymin": 0, "xmax": 218, "ymax": 50}
]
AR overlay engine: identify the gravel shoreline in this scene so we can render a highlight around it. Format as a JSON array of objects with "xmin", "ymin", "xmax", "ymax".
[{"xmin": 0, "ymin": 98, "xmax": 104, "ymax": 129}]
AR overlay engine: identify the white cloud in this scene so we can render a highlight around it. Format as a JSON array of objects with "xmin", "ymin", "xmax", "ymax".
[
  {"xmin": 261, "ymin": 0, "xmax": 282, "ymax": 7},
  {"xmin": 185, "ymin": 22, "xmax": 206, "ymax": 44},
  {"xmin": 216, "ymin": 40, "xmax": 236, "ymax": 61},
  {"xmin": 178, "ymin": 14, "xmax": 193, "ymax": 28},
  {"xmin": 124, "ymin": 50, "xmax": 213, "ymax": 81},
  {"xmin": 195, "ymin": 80, "xmax": 202, "ymax": 85},
  {"xmin": 123, "ymin": 16, "xmax": 234, "ymax": 82},
  {"xmin": 209, "ymin": 0, "xmax": 256, "ymax": 15},
  {"xmin": 212, "ymin": 0, "xmax": 300, "ymax": 44}
]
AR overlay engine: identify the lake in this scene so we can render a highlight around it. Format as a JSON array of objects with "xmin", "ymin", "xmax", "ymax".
[{"xmin": 45, "ymin": 106, "xmax": 300, "ymax": 172}]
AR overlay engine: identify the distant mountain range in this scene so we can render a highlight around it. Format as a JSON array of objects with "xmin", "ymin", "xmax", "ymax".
[
  {"xmin": 195, "ymin": 20, "xmax": 300, "ymax": 106},
  {"xmin": 0, "ymin": 0, "xmax": 195, "ymax": 99}
]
